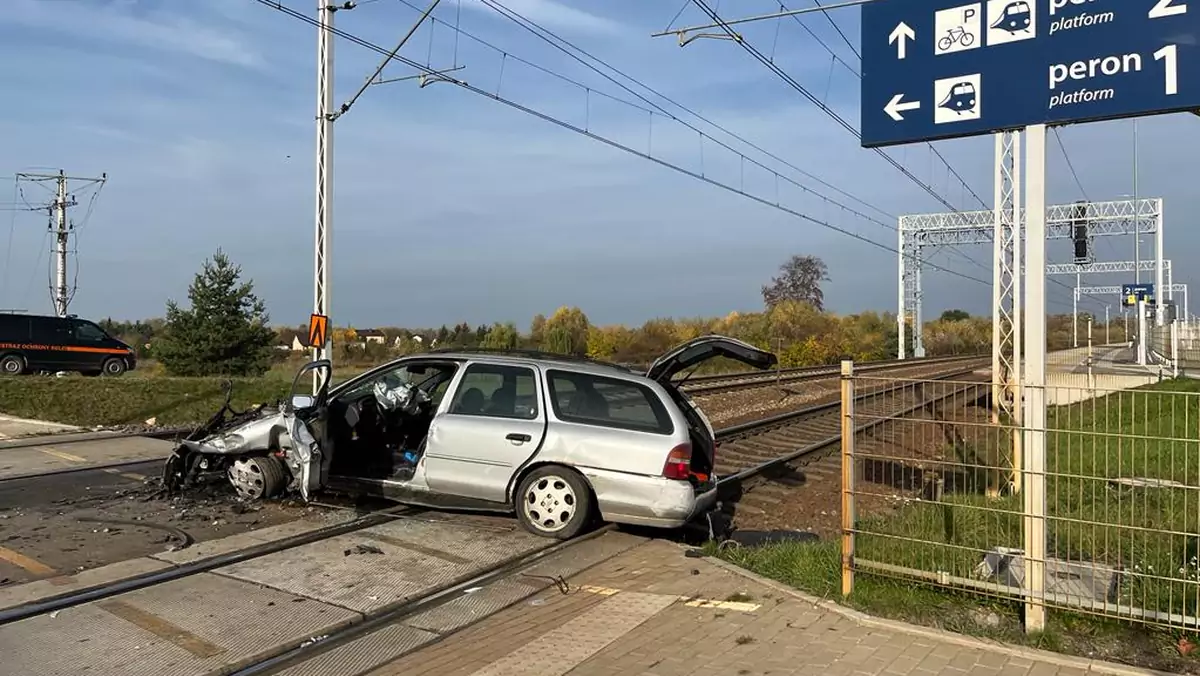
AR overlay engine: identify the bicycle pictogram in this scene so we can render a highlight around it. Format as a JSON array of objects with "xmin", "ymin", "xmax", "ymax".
[{"xmin": 938, "ymin": 25, "xmax": 976, "ymax": 51}]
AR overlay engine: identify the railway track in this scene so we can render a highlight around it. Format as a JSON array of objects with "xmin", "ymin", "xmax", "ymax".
[
  {"xmin": 676, "ymin": 353, "xmax": 985, "ymax": 395},
  {"xmin": 709, "ymin": 359, "xmax": 991, "ymax": 528}
]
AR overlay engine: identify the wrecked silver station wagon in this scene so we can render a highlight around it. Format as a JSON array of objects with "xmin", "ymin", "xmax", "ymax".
[{"xmin": 162, "ymin": 336, "xmax": 777, "ymax": 539}]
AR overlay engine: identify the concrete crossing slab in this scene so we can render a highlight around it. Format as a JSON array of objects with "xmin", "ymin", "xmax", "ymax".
[
  {"xmin": 0, "ymin": 571, "xmax": 361, "ymax": 676},
  {"xmin": 0, "ymin": 436, "xmax": 173, "ymax": 479},
  {"xmin": 215, "ymin": 517, "xmax": 548, "ymax": 614},
  {"xmin": 0, "ymin": 414, "xmax": 78, "ymax": 439}
]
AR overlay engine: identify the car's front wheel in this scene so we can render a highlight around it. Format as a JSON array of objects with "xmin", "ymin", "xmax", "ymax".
[
  {"xmin": 515, "ymin": 466, "xmax": 594, "ymax": 539},
  {"xmin": 101, "ymin": 358, "xmax": 127, "ymax": 377},
  {"xmin": 228, "ymin": 455, "xmax": 289, "ymax": 500}
]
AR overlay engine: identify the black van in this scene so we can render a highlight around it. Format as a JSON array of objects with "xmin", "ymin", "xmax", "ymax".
[{"xmin": 0, "ymin": 313, "xmax": 137, "ymax": 376}]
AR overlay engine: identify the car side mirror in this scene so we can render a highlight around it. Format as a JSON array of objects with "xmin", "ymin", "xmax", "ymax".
[{"xmin": 290, "ymin": 395, "xmax": 315, "ymax": 410}]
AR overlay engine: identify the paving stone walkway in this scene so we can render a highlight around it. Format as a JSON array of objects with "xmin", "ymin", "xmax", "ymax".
[{"xmin": 368, "ymin": 539, "xmax": 1161, "ymax": 676}]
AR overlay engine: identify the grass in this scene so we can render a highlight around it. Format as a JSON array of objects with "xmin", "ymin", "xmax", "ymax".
[
  {"xmin": 0, "ymin": 359, "xmax": 380, "ymax": 427},
  {"xmin": 711, "ymin": 538, "xmax": 1198, "ymax": 673}
]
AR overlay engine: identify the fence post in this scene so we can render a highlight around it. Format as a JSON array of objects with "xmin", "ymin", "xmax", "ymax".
[{"xmin": 841, "ymin": 360, "xmax": 856, "ymax": 597}]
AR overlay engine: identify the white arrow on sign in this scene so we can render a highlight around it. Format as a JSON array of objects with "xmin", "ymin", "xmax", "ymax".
[
  {"xmin": 889, "ymin": 21, "xmax": 915, "ymax": 59},
  {"xmin": 884, "ymin": 94, "xmax": 920, "ymax": 121},
  {"xmin": 1150, "ymin": 0, "xmax": 1187, "ymax": 19}
]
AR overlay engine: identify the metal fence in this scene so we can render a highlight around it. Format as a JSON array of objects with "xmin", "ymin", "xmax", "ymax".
[{"xmin": 841, "ymin": 364, "xmax": 1200, "ymax": 632}]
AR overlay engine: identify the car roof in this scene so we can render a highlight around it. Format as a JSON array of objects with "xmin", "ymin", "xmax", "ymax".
[{"xmin": 419, "ymin": 350, "xmax": 646, "ymax": 380}]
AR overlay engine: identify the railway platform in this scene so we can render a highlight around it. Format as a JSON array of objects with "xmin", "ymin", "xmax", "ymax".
[{"xmin": 363, "ymin": 539, "xmax": 1161, "ymax": 676}]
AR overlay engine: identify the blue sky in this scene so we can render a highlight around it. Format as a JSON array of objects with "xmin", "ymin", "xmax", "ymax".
[{"xmin": 0, "ymin": 0, "xmax": 1195, "ymax": 328}]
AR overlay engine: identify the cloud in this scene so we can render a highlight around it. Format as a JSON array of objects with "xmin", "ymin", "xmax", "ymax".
[
  {"xmin": 460, "ymin": 0, "xmax": 623, "ymax": 36},
  {"xmin": 8, "ymin": 0, "xmax": 266, "ymax": 69}
]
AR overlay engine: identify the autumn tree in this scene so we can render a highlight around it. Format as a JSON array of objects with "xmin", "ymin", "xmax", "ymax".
[
  {"xmin": 540, "ymin": 306, "xmax": 590, "ymax": 356},
  {"xmin": 762, "ymin": 254, "xmax": 830, "ymax": 311},
  {"xmin": 940, "ymin": 309, "xmax": 970, "ymax": 322},
  {"xmin": 481, "ymin": 322, "xmax": 520, "ymax": 350},
  {"xmin": 154, "ymin": 249, "xmax": 276, "ymax": 377}
]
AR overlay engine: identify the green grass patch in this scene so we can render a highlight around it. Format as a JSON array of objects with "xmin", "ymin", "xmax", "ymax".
[
  {"xmin": 712, "ymin": 538, "xmax": 1197, "ymax": 673},
  {"xmin": 0, "ymin": 374, "xmax": 295, "ymax": 427},
  {"xmin": 0, "ymin": 360, "xmax": 386, "ymax": 428}
]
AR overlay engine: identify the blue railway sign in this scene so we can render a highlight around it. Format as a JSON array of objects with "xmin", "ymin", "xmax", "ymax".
[
  {"xmin": 1121, "ymin": 283, "xmax": 1155, "ymax": 307},
  {"xmin": 861, "ymin": 0, "xmax": 1200, "ymax": 148}
]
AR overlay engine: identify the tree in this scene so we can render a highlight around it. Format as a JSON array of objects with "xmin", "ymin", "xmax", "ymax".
[
  {"xmin": 154, "ymin": 249, "xmax": 277, "ymax": 377},
  {"xmin": 940, "ymin": 309, "xmax": 970, "ymax": 322},
  {"xmin": 762, "ymin": 255, "xmax": 830, "ymax": 310},
  {"xmin": 540, "ymin": 306, "xmax": 590, "ymax": 356},
  {"xmin": 481, "ymin": 322, "xmax": 519, "ymax": 349}
]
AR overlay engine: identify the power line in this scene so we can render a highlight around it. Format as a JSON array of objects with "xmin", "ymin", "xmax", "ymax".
[
  {"xmin": 688, "ymin": 0, "xmax": 987, "ymax": 213},
  {"xmin": 251, "ymin": 0, "xmax": 993, "ymax": 287},
  {"xmin": 477, "ymin": 0, "xmax": 988, "ymax": 281},
  {"xmin": 1052, "ymin": 128, "xmax": 1088, "ymax": 201},
  {"xmin": 473, "ymin": 0, "xmax": 895, "ymax": 225}
]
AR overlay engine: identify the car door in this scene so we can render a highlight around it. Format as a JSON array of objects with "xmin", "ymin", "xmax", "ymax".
[
  {"xmin": 281, "ymin": 360, "xmax": 333, "ymax": 500},
  {"xmin": 422, "ymin": 361, "xmax": 547, "ymax": 503},
  {"xmin": 27, "ymin": 316, "xmax": 70, "ymax": 371}
]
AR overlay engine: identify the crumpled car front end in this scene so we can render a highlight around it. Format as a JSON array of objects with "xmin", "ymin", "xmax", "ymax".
[{"xmin": 163, "ymin": 361, "xmax": 331, "ymax": 501}]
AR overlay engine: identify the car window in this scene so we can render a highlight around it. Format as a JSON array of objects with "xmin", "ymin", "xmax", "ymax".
[
  {"xmin": 546, "ymin": 369, "xmax": 674, "ymax": 435},
  {"xmin": 74, "ymin": 321, "xmax": 107, "ymax": 342},
  {"xmin": 448, "ymin": 363, "xmax": 538, "ymax": 420},
  {"xmin": 338, "ymin": 362, "xmax": 458, "ymax": 402}
]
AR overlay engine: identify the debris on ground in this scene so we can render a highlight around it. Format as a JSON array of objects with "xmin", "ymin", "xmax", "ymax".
[{"xmin": 343, "ymin": 544, "xmax": 385, "ymax": 557}]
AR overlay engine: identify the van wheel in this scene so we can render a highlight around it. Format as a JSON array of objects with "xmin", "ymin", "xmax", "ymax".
[
  {"xmin": 0, "ymin": 355, "xmax": 25, "ymax": 375},
  {"xmin": 101, "ymin": 358, "xmax": 126, "ymax": 377},
  {"xmin": 515, "ymin": 466, "xmax": 594, "ymax": 539},
  {"xmin": 228, "ymin": 455, "xmax": 288, "ymax": 500}
]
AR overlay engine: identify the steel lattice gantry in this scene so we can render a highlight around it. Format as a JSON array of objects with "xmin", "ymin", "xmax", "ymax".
[{"xmin": 898, "ymin": 196, "xmax": 1163, "ymax": 358}]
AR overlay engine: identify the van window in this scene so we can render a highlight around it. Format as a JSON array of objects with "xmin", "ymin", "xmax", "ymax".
[
  {"xmin": 0, "ymin": 315, "xmax": 29, "ymax": 341},
  {"xmin": 546, "ymin": 370, "xmax": 674, "ymax": 435},
  {"xmin": 30, "ymin": 317, "xmax": 70, "ymax": 344},
  {"xmin": 74, "ymin": 321, "xmax": 107, "ymax": 342}
]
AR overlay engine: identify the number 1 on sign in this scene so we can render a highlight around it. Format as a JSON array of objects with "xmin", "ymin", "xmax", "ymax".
[{"xmin": 1154, "ymin": 44, "xmax": 1178, "ymax": 95}]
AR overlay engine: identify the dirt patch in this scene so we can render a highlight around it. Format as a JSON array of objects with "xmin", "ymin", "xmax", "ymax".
[{"xmin": 0, "ymin": 478, "xmax": 308, "ymax": 586}]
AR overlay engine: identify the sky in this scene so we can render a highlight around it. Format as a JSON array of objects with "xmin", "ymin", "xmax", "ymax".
[{"xmin": 0, "ymin": 0, "xmax": 1195, "ymax": 329}]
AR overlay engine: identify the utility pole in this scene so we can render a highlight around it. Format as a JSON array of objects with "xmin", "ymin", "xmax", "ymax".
[
  {"xmin": 1105, "ymin": 306, "xmax": 1110, "ymax": 345},
  {"xmin": 15, "ymin": 170, "xmax": 107, "ymax": 317},
  {"xmin": 312, "ymin": 1, "xmax": 342, "ymax": 392}
]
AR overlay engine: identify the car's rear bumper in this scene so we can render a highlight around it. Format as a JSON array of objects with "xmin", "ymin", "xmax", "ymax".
[{"xmin": 582, "ymin": 467, "xmax": 718, "ymax": 529}]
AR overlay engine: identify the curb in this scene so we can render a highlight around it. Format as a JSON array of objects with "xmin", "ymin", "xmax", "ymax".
[{"xmin": 695, "ymin": 548, "xmax": 1175, "ymax": 676}]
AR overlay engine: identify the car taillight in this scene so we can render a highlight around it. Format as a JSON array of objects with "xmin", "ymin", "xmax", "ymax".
[{"xmin": 662, "ymin": 443, "xmax": 692, "ymax": 480}]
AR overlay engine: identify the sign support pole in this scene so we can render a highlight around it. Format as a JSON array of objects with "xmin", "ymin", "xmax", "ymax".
[
  {"xmin": 898, "ymin": 224, "xmax": 906, "ymax": 359},
  {"xmin": 1156, "ymin": 205, "xmax": 1166, "ymax": 327},
  {"xmin": 1022, "ymin": 123, "xmax": 1047, "ymax": 634}
]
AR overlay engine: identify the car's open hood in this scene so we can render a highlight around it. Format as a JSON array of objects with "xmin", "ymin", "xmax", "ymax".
[{"xmin": 646, "ymin": 335, "xmax": 778, "ymax": 383}]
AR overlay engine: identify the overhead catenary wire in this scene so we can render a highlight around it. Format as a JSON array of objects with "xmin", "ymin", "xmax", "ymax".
[
  {"xmin": 388, "ymin": 0, "xmax": 895, "ymax": 231},
  {"xmin": 474, "ymin": 0, "xmax": 895, "ymax": 225},
  {"xmin": 251, "ymin": 0, "xmax": 992, "ymax": 287},
  {"xmin": 480, "ymin": 0, "xmax": 990, "ymax": 283},
  {"xmin": 686, "ymin": 0, "xmax": 981, "ymax": 214},
  {"xmin": 681, "ymin": 0, "xmax": 992, "ymax": 280}
]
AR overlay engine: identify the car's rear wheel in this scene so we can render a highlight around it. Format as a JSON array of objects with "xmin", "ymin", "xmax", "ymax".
[
  {"xmin": 0, "ymin": 355, "xmax": 25, "ymax": 375},
  {"xmin": 515, "ymin": 466, "xmax": 593, "ymax": 539},
  {"xmin": 228, "ymin": 455, "xmax": 288, "ymax": 500}
]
